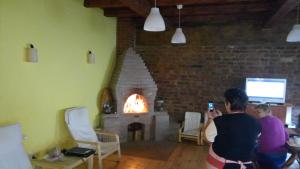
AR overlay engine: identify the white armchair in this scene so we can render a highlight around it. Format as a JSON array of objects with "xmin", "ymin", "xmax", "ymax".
[
  {"xmin": 178, "ymin": 112, "xmax": 206, "ymax": 145},
  {"xmin": 0, "ymin": 124, "xmax": 33, "ymax": 169},
  {"xmin": 65, "ymin": 107, "xmax": 121, "ymax": 169}
]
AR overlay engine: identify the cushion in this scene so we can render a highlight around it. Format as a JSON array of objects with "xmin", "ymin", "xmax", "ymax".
[
  {"xmin": 0, "ymin": 124, "xmax": 32, "ymax": 169},
  {"xmin": 65, "ymin": 107, "xmax": 98, "ymax": 148},
  {"xmin": 183, "ymin": 112, "xmax": 201, "ymax": 132}
]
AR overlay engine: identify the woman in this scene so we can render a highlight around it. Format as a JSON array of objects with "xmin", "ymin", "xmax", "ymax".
[
  {"xmin": 204, "ymin": 88, "xmax": 261, "ymax": 169},
  {"xmin": 255, "ymin": 104, "xmax": 288, "ymax": 169}
]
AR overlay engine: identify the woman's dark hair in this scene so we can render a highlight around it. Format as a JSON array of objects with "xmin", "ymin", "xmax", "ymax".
[{"xmin": 224, "ymin": 88, "xmax": 248, "ymax": 111}]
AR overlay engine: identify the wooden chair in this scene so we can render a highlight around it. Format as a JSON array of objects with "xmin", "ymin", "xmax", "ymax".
[
  {"xmin": 178, "ymin": 112, "xmax": 205, "ymax": 145},
  {"xmin": 0, "ymin": 124, "xmax": 33, "ymax": 169},
  {"xmin": 65, "ymin": 107, "xmax": 121, "ymax": 169}
]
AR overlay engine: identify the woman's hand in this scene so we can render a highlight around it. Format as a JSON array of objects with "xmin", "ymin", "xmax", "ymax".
[{"xmin": 207, "ymin": 109, "xmax": 222, "ymax": 119}]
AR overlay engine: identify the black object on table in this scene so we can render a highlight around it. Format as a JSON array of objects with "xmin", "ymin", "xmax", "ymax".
[{"xmin": 62, "ymin": 147, "xmax": 95, "ymax": 158}]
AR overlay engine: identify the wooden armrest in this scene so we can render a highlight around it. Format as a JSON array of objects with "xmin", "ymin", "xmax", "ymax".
[
  {"xmin": 94, "ymin": 128, "xmax": 102, "ymax": 132},
  {"xmin": 75, "ymin": 140, "xmax": 99, "ymax": 145},
  {"xmin": 95, "ymin": 131, "xmax": 119, "ymax": 137}
]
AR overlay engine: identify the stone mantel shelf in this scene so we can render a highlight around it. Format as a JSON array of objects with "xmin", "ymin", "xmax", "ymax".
[{"xmin": 103, "ymin": 112, "xmax": 166, "ymax": 118}]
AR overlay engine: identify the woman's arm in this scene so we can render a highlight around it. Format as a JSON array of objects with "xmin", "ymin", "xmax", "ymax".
[
  {"xmin": 203, "ymin": 110, "xmax": 222, "ymax": 143},
  {"xmin": 204, "ymin": 119, "xmax": 217, "ymax": 143}
]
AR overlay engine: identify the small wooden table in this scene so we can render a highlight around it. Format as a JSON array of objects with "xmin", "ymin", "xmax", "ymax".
[
  {"xmin": 282, "ymin": 139, "xmax": 300, "ymax": 169},
  {"xmin": 32, "ymin": 155, "xmax": 93, "ymax": 169}
]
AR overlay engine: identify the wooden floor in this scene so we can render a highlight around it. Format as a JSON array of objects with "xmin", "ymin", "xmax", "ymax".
[
  {"xmin": 77, "ymin": 143, "xmax": 299, "ymax": 169},
  {"xmin": 102, "ymin": 143, "xmax": 207, "ymax": 169}
]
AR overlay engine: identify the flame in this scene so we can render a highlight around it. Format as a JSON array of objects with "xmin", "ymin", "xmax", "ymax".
[{"xmin": 123, "ymin": 94, "xmax": 149, "ymax": 113}]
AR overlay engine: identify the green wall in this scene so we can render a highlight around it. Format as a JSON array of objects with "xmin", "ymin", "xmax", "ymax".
[{"xmin": 0, "ymin": 0, "xmax": 116, "ymax": 154}]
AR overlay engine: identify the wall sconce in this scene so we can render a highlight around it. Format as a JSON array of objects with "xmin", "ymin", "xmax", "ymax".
[
  {"xmin": 27, "ymin": 44, "xmax": 38, "ymax": 63},
  {"xmin": 87, "ymin": 51, "xmax": 96, "ymax": 64}
]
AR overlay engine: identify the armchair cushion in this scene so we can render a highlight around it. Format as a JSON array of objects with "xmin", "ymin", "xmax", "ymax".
[
  {"xmin": 0, "ymin": 124, "xmax": 32, "ymax": 169},
  {"xmin": 65, "ymin": 107, "xmax": 98, "ymax": 148},
  {"xmin": 183, "ymin": 112, "xmax": 201, "ymax": 132}
]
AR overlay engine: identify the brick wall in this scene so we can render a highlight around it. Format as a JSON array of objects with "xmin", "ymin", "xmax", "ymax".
[
  {"xmin": 116, "ymin": 17, "xmax": 300, "ymax": 124},
  {"xmin": 116, "ymin": 18, "xmax": 136, "ymax": 57}
]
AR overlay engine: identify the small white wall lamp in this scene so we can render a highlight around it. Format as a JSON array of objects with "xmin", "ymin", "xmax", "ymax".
[
  {"xmin": 27, "ymin": 44, "xmax": 38, "ymax": 63},
  {"xmin": 87, "ymin": 51, "xmax": 96, "ymax": 64}
]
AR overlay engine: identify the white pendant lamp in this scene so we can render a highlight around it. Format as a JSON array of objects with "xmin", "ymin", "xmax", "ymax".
[
  {"xmin": 287, "ymin": 0, "xmax": 300, "ymax": 42},
  {"xmin": 144, "ymin": 0, "xmax": 165, "ymax": 32},
  {"xmin": 171, "ymin": 4, "xmax": 186, "ymax": 44}
]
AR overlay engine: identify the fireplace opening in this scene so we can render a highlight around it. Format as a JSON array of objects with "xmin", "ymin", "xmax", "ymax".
[
  {"xmin": 123, "ymin": 93, "xmax": 149, "ymax": 113},
  {"xmin": 128, "ymin": 122, "xmax": 145, "ymax": 142}
]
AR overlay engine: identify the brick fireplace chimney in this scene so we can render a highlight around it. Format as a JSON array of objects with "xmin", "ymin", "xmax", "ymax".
[
  {"xmin": 111, "ymin": 48, "xmax": 158, "ymax": 114},
  {"xmin": 105, "ymin": 48, "xmax": 159, "ymax": 142}
]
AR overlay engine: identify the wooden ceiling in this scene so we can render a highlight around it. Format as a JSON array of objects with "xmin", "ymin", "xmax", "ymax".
[{"xmin": 84, "ymin": 0, "xmax": 299, "ymax": 27}]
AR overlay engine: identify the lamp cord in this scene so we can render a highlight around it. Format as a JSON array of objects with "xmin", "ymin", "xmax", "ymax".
[
  {"xmin": 179, "ymin": 9, "xmax": 181, "ymax": 28},
  {"xmin": 155, "ymin": 0, "xmax": 156, "ymax": 7},
  {"xmin": 297, "ymin": 0, "xmax": 299, "ymax": 24}
]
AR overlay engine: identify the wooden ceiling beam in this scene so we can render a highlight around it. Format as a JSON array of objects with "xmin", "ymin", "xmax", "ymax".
[
  {"xmin": 151, "ymin": 0, "xmax": 267, "ymax": 6},
  {"xmin": 264, "ymin": 0, "xmax": 299, "ymax": 27},
  {"xmin": 104, "ymin": 8, "xmax": 136, "ymax": 17},
  {"xmin": 84, "ymin": 0, "xmax": 123, "ymax": 8},
  {"xmin": 104, "ymin": 3, "xmax": 272, "ymax": 17},
  {"xmin": 119, "ymin": 0, "xmax": 151, "ymax": 17},
  {"xmin": 84, "ymin": 0, "xmax": 268, "ymax": 8},
  {"xmin": 162, "ymin": 3, "xmax": 272, "ymax": 16},
  {"xmin": 167, "ymin": 12, "xmax": 269, "ymax": 25},
  {"xmin": 133, "ymin": 12, "xmax": 270, "ymax": 26}
]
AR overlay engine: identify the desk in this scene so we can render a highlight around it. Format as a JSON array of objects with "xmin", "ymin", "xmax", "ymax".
[
  {"xmin": 282, "ymin": 140, "xmax": 300, "ymax": 169},
  {"xmin": 32, "ymin": 155, "xmax": 93, "ymax": 169}
]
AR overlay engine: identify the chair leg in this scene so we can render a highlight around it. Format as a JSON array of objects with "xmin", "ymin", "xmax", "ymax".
[
  {"xmin": 98, "ymin": 153, "xmax": 103, "ymax": 169},
  {"xmin": 87, "ymin": 155, "xmax": 93, "ymax": 169},
  {"xmin": 197, "ymin": 137, "xmax": 200, "ymax": 145},
  {"xmin": 178, "ymin": 135, "xmax": 182, "ymax": 142},
  {"xmin": 116, "ymin": 135, "xmax": 121, "ymax": 161},
  {"xmin": 117, "ymin": 145, "xmax": 121, "ymax": 161},
  {"xmin": 96, "ymin": 145, "xmax": 103, "ymax": 169},
  {"xmin": 200, "ymin": 131, "xmax": 204, "ymax": 145}
]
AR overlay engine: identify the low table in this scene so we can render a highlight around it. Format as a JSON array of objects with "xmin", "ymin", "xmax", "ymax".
[{"xmin": 32, "ymin": 155, "xmax": 94, "ymax": 169}]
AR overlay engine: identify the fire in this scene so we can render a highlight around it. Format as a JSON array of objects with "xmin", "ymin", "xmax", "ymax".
[{"xmin": 123, "ymin": 94, "xmax": 149, "ymax": 113}]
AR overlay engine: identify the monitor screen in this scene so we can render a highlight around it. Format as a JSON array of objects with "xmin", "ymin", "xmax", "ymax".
[{"xmin": 246, "ymin": 78, "xmax": 287, "ymax": 103}]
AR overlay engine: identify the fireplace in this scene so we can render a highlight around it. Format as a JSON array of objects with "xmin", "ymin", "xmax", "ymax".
[
  {"xmin": 123, "ymin": 93, "xmax": 149, "ymax": 114},
  {"xmin": 103, "ymin": 48, "xmax": 158, "ymax": 142}
]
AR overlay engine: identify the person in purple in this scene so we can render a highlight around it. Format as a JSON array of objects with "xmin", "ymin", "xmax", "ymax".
[{"xmin": 255, "ymin": 104, "xmax": 288, "ymax": 169}]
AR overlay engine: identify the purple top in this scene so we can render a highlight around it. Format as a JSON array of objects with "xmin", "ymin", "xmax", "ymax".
[{"xmin": 257, "ymin": 115, "xmax": 288, "ymax": 153}]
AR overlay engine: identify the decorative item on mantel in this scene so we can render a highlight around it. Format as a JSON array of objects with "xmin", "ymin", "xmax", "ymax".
[{"xmin": 99, "ymin": 88, "xmax": 114, "ymax": 114}]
